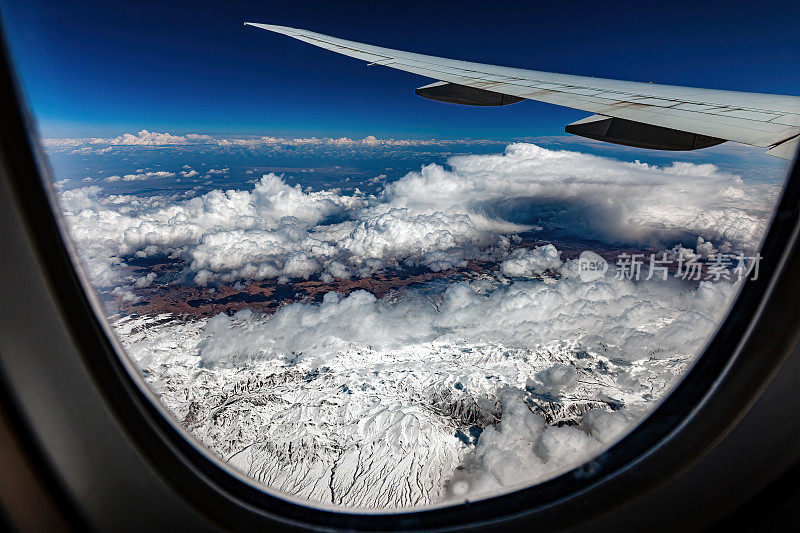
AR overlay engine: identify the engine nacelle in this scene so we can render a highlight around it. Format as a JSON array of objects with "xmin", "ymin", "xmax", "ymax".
[{"xmin": 565, "ymin": 114, "xmax": 726, "ymax": 151}]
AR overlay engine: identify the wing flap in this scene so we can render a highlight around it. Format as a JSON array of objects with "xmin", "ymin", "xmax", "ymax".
[{"xmin": 765, "ymin": 135, "xmax": 799, "ymax": 159}]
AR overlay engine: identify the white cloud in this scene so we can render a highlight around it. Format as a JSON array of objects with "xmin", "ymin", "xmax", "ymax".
[
  {"xmin": 57, "ymin": 144, "xmax": 775, "ymax": 291},
  {"xmin": 93, "ymin": 129, "xmax": 214, "ymax": 146},
  {"xmin": 384, "ymin": 144, "xmax": 775, "ymax": 250},
  {"xmin": 500, "ymin": 244, "xmax": 562, "ymax": 277},
  {"xmin": 133, "ymin": 272, "xmax": 157, "ymax": 288},
  {"xmin": 43, "ymin": 131, "xmax": 501, "ymax": 154},
  {"xmin": 106, "ymin": 170, "xmax": 176, "ymax": 182},
  {"xmin": 205, "ymin": 168, "xmax": 229, "ymax": 175},
  {"xmin": 186, "ymin": 258, "xmax": 735, "ymax": 366}
]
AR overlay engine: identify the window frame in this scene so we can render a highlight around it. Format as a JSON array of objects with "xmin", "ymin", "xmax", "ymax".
[{"xmin": 0, "ymin": 24, "xmax": 798, "ymax": 531}]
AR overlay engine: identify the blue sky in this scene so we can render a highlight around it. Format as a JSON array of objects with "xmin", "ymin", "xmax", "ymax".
[{"xmin": 2, "ymin": 0, "xmax": 799, "ymax": 140}]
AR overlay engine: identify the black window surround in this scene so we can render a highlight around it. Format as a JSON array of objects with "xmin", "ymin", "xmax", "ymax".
[{"xmin": 0, "ymin": 23, "xmax": 797, "ymax": 532}]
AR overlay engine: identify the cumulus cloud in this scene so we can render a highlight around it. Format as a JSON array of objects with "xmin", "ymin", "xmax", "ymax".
[
  {"xmin": 167, "ymin": 247, "xmax": 737, "ymax": 371},
  {"xmin": 42, "ymin": 130, "xmax": 501, "ymax": 155},
  {"xmin": 94, "ymin": 129, "xmax": 214, "ymax": 146},
  {"xmin": 205, "ymin": 168, "xmax": 229, "ymax": 175},
  {"xmin": 59, "ymin": 174, "xmax": 368, "ymax": 287},
  {"xmin": 384, "ymin": 144, "xmax": 776, "ymax": 250},
  {"xmin": 57, "ymin": 144, "xmax": 775, "ymax": 290},
  {"xmin": 106, "ymin": 170, "xmax": 176, "ymax": 182},
  {"xmin": 444, "ymin": 385, "xmax": 633, "ymax": 501},
  {"xmin": 500, "ymin": 244, "xmax": 562, "ymax": 277},
  {"xmin": 134, "ymin": 272, "xmax": 157, "ymax": 288}
]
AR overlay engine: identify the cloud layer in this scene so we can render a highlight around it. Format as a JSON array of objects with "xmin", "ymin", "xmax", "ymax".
[
  {"xmin": 57, "ymin": 143, "xmax": 777, "ymax": 292},
  {"xmin": 58, "ymin": 142, "xmax": 777, "ymax": 508},
  {"xmin": 43, "ymin": 130, "xmax": 500, "ymax": 154}
]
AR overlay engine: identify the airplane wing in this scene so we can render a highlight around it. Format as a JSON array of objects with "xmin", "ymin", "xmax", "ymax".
[{"xmin": 245, "ymin": 22, "xmax": 800, "ymax": 159}]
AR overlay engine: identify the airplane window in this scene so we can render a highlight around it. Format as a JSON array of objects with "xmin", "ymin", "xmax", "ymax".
[{"xmin": 2, "ymin": 1, "xmax": 797, "ymax": 514}]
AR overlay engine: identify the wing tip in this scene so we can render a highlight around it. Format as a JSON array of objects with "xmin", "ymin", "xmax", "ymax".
[{"xmin": 243, "ymin": 22, "xmax": 297, "ymax": 34}]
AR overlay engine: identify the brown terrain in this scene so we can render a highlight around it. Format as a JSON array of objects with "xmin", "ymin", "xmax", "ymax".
[
  {"xmin": 116, "ymin": 260, "xmax": 492, "ymax": 319},
  {"xmin": 112, "ymin": 238, "xmax": 717, "ymax": 320}
]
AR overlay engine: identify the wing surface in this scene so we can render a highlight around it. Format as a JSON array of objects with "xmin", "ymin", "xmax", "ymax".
[{"xmin": 246, "ymin": 22, "xmax": 800, "ymax": 158}]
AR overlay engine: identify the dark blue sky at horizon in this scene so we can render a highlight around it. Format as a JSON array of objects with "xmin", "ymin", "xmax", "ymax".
[{"xmin": 3, "ymin": 0, "xmax": 800, "ymax": 140}]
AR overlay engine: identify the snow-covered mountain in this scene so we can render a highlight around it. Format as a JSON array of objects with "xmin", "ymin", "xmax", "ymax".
[
  {"xmin": 54, "ymin": 143, "xmax": 768, "ymax": 509},
  {"xmin": 114, "ymin": 257, "xmax": 736, "ymax": 509}
]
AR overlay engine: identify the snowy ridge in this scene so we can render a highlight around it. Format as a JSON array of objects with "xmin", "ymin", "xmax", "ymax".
[{"xmin": 114, "ymin": 259, "xmax": 733, "ymax": 509}]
